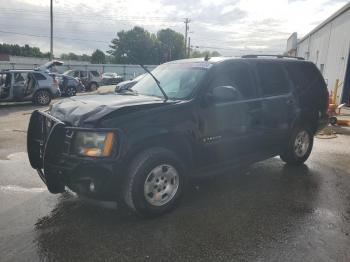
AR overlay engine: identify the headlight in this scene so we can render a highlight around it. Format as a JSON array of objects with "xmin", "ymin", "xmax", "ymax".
[{"xmin": 72, "ymin": 131, "xmax": 114, "ymax": 157}]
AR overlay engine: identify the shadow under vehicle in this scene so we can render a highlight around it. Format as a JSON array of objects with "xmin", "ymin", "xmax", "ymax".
[
  {"xmin": 27, "ymin": 55, "xmax": 329, "ymax": 217},
  {"xmin": 0, "ymin": 69, "xmax": 60, "ymax": 106}
]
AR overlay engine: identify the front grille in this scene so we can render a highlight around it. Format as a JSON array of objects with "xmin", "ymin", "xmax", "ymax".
[{"xmin": 27, "ymin": 110, "xmax": 66, "ymax": 169}]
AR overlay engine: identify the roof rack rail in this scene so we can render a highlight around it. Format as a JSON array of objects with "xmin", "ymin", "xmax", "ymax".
[{"xmin": 241, "ymin": 54, "xmax": 305, "ymax": 60}]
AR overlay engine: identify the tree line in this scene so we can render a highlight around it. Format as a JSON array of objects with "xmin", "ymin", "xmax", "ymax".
[
  {"xmin": 0, "ymin": 27, "xmax": 220, "ymax": 64},
  {"xmin": 0, "ymin": 43, "xmax": 50, "ymax": 58}
]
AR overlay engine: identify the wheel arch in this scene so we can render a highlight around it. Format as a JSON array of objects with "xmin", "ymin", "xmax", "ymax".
[
  {"xmin": 34, "ymin": 87, "xmax": 54, "ymax": 96},
  {"xmin": 123, "ymin": 133, "xmax": 195, "ymax": 172},
  {"xmin": 292, "ymin": 110, "xmax": 319, "ymax": 134}
]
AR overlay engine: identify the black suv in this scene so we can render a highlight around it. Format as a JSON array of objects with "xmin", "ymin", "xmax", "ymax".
[{"xmin": 27, "ymin": 55, "xmax": 329, "ymax": 216}]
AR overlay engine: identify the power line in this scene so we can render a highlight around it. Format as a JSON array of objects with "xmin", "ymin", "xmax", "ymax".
[
  {"xmin": 0, "ymin": 30, "xmax": 110, "ymax": 44},
  {"xmin": 0, "ymin": 10, "xmax": 183, "ymax": 22},
  {"xmin": 0, "ymin": 30, "xmax": 282, "ymax": 53},
  {"xmin": 192, "ymin": 45, "xmax": 282, "ymax": 52}
]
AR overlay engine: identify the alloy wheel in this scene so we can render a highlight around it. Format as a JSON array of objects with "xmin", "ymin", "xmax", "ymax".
[{"xmin": 143, "ymin": 164, "xmax": 179, "ymax": 207}]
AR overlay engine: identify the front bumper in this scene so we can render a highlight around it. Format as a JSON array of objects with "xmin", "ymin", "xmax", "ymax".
[{"xmin": 27, "ymin": 110, "xmax": 122, "ymax": 199}]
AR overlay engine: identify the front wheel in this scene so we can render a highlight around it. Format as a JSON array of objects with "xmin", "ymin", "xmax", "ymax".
[
  {"xmin": 33, "ymin": 90, "xmax": 52, "ymax": 106},
  {"xmin": 280, "ymin": 126, "xmax": 314, "ymax": 165},
  {"xmin": 123, "ymin": 148, "xmax": 186, "ymax": 217}
]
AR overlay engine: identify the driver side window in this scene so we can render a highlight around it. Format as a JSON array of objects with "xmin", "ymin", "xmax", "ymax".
[{"xmin": 209, "ymin": 63, "xmax": 256, "ymax": 100}]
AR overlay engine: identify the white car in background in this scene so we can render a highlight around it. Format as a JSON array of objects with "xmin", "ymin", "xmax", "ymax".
[{"xmin": 101, "ymin": 72, "xmax": 123, "ymax": 85}]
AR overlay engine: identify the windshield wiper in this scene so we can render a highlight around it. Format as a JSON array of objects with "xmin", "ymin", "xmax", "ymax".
[{"xmin": 122, "ymin": 53, "xmax": 168, "ymax": 101}]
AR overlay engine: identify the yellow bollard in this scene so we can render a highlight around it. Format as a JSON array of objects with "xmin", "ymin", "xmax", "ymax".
[{"xmin": 332, "ymin": 79, "xmax": 339, "ymax": 104}]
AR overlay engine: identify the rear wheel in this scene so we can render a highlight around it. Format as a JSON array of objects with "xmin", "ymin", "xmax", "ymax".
[
  {"xmin": 89, "ymin": 82, "xmax": 98, "ymax": 91},
  {"xmin": 280, "ymin": 126, "xmax": 313, "ymax": 165},
  {"xmin": 66, "ymin": 86, "xmax": 77, "ymax": 96},
  {"xmin": 33, "ymin": 90, "xmax": 51, "ymax": 106},
  {"xmin": 123, "ymin": 148, "xmax": 186, "ymax": 217},
  {"xmin": 329, "ymin": 116, "xmax": 337, "ymax": 126}
]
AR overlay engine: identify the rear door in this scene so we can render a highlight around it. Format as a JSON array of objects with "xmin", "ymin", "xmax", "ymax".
[
  {"xmin": 12, "ymin": 72, "xmax": 28, "ymax": 99},
  {"xmin": 23, "ymin": 73, "xmax": 38, "ymax": 98},
  {"xmin": 254, "ymin": 61, "xmax": 298, "ymax": 150},
  {"xmin": 198, "ymin": 61, "xmax": 264, "ymax": 165}
]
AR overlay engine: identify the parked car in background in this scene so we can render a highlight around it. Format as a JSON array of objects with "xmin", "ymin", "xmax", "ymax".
[
  {"xmin": 115, "ymin": 73, "xmax": 146, "ymax": 93},
  {"xmin": 51, "ymin": 74, "xmax": 85, "ymax": 97},
  {"xmin": 63, "ymin": 69, "xmax": 101, "ymax": 91},
  {"xmin": 101, "ymin": 72, "xmax": 123, "ymax": 85},
  {"xmin": 0, "ymin": 69, "xmax": 60, "ymax": 105},
  {"xmin": 27, "ymin": 55, "xmax": 329, "ymax": 216}
]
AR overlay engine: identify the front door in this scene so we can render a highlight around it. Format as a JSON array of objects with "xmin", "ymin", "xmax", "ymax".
[
  {"xmin": 0, "ymin": 73, "xmax": 12, "ymax": 100},
  {"xmin": 197, "ymin": 62, "xmax": 264, "ymax": 166}
]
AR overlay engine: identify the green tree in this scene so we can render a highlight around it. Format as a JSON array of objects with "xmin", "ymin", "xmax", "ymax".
[
  {"xmin": 157, "ymin": 28, "xmax": 185, "ymax": 62},
  {"xmin": 91, "ymin": 49, "xmax": 106, "ymax": 64},
  {"xmin": 108, "ymin": 26, "xmax": 160, "ymax": 64},
  {"xmin": 0, "ymin": 43, "xmax": 50, "ymax": 58},
  {"xmin": 60, "ymin": 52, "xmax": 91, "ymax": 62}
]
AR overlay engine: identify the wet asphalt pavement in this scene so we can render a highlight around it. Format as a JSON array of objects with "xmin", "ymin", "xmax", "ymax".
[{"xmin": 1, "ymin": 103, "xmax": 350, "ymax": 262}]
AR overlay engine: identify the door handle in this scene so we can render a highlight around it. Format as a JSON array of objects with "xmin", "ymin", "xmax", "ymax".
[{"xmin": 286, "ymin": 99, "xmax": 295, "ymax": 105}]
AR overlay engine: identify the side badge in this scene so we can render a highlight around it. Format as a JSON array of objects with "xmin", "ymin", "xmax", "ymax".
[{"xmin": 203, "ymin": 135, "xmax": 222, "ymax": 144}]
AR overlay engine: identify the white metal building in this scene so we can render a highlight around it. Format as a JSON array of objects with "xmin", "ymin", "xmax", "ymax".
[{"xmin": 286, "ymin": 2, "xmax": 350, "ymax": 104}]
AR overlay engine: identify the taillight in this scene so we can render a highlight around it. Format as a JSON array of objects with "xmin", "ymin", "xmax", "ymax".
[{"xmin": 53, "ymin": 78, "xmax": 59, "ymax": 88}]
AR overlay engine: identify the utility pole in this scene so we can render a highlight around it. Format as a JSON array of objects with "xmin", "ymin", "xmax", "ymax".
[
  {"xmin": 50, "ymin": 0, "xmax": 53, "ymax": 60},
  {"xmin": 184, "ymin": 18, "xmax": 190, "ymax": 58},
  {"xmin": 187, "ymin": 37, "xmax": 191, "ymax": 58}
]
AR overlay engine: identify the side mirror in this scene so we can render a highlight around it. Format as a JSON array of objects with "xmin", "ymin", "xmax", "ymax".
[{"xmin": 211, "ymin": 86, "xmax": 240, "ymax": 103}]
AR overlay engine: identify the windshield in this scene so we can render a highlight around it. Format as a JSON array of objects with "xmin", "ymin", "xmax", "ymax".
[{"xmin": 131, "ymin": 63, "xmax": 208, "ymax": 100}]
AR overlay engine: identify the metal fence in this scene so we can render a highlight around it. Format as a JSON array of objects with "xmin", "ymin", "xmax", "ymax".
[{"xmin": 0, "ymin": 61, "xmax": 157, "ymax": 80}]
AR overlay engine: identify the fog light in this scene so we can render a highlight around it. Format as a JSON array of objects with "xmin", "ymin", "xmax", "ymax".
[{"xmin": 89, "ymin": 181, "xmax": 95, "ymax": 192}]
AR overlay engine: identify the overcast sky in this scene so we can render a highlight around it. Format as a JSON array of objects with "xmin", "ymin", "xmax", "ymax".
[{"xmin": 0, "ymin": 0, "xmax": 348, "ymax": 56}]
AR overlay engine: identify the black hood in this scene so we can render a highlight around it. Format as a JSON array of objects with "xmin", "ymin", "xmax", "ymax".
[{"xmin": 50, "ymin": 93, "xmax": 169, "ymax": 126}]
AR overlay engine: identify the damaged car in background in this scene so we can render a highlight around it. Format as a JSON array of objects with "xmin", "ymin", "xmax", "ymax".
[
  {"xmin": 27, "ymin": 55, "xmax": 329, "ymax": 217},
  {"xmin": 0, "ymin": 69, "xmax": 60, "ymax": 105}
]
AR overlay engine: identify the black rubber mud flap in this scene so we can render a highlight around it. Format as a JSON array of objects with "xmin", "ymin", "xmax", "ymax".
[{"xmin": 43, "ymin": 122, "xmax": 66, "ymax": 193}]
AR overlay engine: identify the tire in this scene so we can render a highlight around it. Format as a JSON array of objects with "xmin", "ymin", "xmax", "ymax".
[
  {"xmin": 89, "ymin": 82, "xmax": 98, "ymax": 91},
  {"xmin": 280, "ymin": 125, "xmax": 314, "ymax": 165},
  {"xmin": 123, "ymin": 147, "xmax": 186, "ymax": 217},
  {"xmin": 329, "ymin": 116, "xmax": 337, "ymax": 126},
  {"xmin": 33, "ymin": 90, "xmax": 52, "ymax": 106},
  {"xmin": 66, "ymin": 86, "xmax": 77, "ymax": 97}
]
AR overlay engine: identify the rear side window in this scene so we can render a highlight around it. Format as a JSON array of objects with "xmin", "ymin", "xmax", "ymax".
[
  {"xmin": 80, "ymin": 71, "xmax": 87, "ymax": 77},
  {"xmin": 210, "ymin": 63, "xmax": 256, "ymax": 99},
  {"xmin": 256, "ymin": 63, "xmax": 290, "ymax": 96},
  {"xmin": 33, "ymin": 72, "xmax": 46, "ymax": 80},
  {"xmin": 73, "ymin": 71, "xmax": 80, "ymax": 77},
  {"xmin": 284, "ymin": 62, "xmax": 324, "ymax": 92},
  {"xmin": 90, "ymin": 71, "xmax": 100, "ymax": 77}
]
